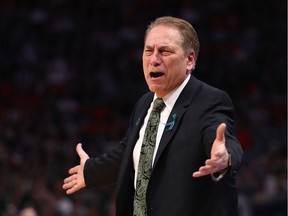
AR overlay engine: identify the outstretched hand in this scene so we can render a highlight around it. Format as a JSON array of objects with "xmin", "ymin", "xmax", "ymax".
[
  {"xmin": 193, "ymin": 123, "xmax": 229, "ymax": 178},
  {"xmin": 63, "ymin": 143, "xmax": 89, "ymax": 194}
]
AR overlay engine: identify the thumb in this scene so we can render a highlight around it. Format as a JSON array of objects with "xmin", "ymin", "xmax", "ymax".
[
  {"xmin": 216, "ymin": 123, "xmax": 226, "ymax": 143},
  {"xmin": 76, "ymin": 143, "xmax": 89, "ymax": 159}
]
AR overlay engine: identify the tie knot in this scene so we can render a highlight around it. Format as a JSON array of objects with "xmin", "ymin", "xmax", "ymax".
[{"xmin": 153, "ymin": 98, "xmax": 166, "ymax": 113}]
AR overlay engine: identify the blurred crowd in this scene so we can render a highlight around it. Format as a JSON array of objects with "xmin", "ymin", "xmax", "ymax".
[{"xmin": 0, "ymin": 0, "xmax": 286, "ymax": 215}]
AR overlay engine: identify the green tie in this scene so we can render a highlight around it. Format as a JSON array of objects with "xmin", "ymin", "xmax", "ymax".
[{"xmin": 134, "ymin": 98, "xmax": 166, "ymax": 216}]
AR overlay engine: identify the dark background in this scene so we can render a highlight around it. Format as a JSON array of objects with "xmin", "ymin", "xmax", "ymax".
[{"xmin": 0, "ymin": 0, "xmax": 286, "ymax": 215}]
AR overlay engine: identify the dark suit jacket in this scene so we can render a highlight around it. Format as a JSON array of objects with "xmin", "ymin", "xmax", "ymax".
[{"xmin": 84, "ymin": 75, "xmax": 243, "ymax": 216}]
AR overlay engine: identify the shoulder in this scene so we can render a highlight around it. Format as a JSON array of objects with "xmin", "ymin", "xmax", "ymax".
[
  {"xmin": 135, "ymin": 92, "xmax": 154, "ymax": 107},
  {"xmin": 190, "ymin": 75, "xmax": 225, "ymax": 94},
  {"xmin": 189, "ymin": 75, "xmax": 232, "ymax": 102},
  {"xmin": 129, "ymin": 92, "xmax": 154, "ymax": 117}
]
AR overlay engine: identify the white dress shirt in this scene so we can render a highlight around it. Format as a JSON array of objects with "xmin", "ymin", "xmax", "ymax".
[{"xmin": 133, "ymin": 74, "xmax": 191, "ymax": 187}]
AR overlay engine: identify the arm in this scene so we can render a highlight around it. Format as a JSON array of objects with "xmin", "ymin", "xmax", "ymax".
[
  {"xmin": 193, "ymin": 90, "xmax": 243, "ymax": 179},
  {"xmin": 83, "ymin": 138, "xmax": 125, "ymax": 189},
  {"xmin": 62, "ymin": 140, "xmax": 125, "ymax": 194}
]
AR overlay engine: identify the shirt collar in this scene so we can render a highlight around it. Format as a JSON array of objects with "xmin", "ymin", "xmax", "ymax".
[{"xmin": 153, "ymin": 74, "xmax": 191, "ymax": 112}]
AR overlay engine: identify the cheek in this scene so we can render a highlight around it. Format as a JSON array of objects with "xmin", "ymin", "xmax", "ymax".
[
  {"xmin": 168, "ymin": 64, "xmax": 187, "ymax": 83},
  {"xmin": 142, "ymin": 62, "xmax": 148, "ymax": 75},
  {"xmin": 143, "ymin": 67, "xmax": 149, "ymax": 78}
]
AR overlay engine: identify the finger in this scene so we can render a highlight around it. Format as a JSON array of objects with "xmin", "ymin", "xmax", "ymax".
[
  {"xmin": 66, "ymin": 188, "xmax": 75, "ymax": 195},
  {"xmin": 205, "ymin": 156, "xmax": 224, "ymax": 165},
  {"xmin": 193, "ymin": 169, "xmax": 206, "ymax": 177},
  {"xmin": 76, "ymin": 143, "xmax": 89, "ymax": 159},
  {"xmin": 63, "ymin": 179, "xmax": 77, "ymax": 190},
  {"xmin": 205, "ymin": 159, "xmax": 220, "ymax": 167},
  {"xmin": 199, "ymin": 165, "xmax": 217, "ymax": 173},
  {"xmin": 193, "ymin": 168, "xmax": 216, "ymax": 177},
  {"xmin": 63, "ymin": 174, "xmax": 77, "ymax": 184},
  {"xmin": 216, "ymin": 123, "xmax": 226, "ymax": 143},
  {"xmin": 192, "ymin": 171, "xmax": 203, "ymax": 177},
  {"xmin": 66, "ymin": 184, "xmax": 78, "ymax": 194},
  {"xmin": 193, "ymin": 165, "xmax": 218, "ymax": 177},
  {"xmin": 68, "ymin": 165, "xmax": 80, "ymax": 175},
  {"xmin": 66, "ymin": 180, "xmax": 84, "ymax": 194}
]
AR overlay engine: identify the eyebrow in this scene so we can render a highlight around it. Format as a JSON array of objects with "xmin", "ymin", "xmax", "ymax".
[{"xmin": 144, "ymin": 45, "xmax": 173, "ymax": 50}]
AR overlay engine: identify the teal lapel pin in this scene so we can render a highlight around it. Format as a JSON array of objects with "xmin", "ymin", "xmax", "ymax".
[{"xmin": 165, "ymin": 114, "xmax": 176, "ymax": 131}]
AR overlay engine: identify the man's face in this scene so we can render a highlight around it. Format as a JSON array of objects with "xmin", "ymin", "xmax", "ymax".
[{"xmin": 143, "ymin": 25, "xmax": 195, "ymax": 98}]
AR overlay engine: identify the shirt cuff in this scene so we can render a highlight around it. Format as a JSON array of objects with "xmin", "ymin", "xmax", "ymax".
[{"xmin": 210, "ymin": 153, "xmax": 231, "ymax": 182}]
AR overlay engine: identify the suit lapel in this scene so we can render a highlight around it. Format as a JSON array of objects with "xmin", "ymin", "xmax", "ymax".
[
  {"xmin": 120, "ymin": 93, "xmax": 153, "ymax": 169},
  {"xmin": 117, "ymin": 93, "xmax": 153, "ymax": 194},
  {"xmin": 131, "ymin": 93, "xmax": 154, "ymax": 145},
  {"xmin": 153, "ymin": 75, "xmax": 200, "ymax": 168}
]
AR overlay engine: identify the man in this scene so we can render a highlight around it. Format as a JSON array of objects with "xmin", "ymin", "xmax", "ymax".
[{"xmin": 63, "ymin": 16, "xmax": 243, "ymax": 216}]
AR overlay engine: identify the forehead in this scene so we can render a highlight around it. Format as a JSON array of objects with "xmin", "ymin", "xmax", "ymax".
[{"xmin": 145, "ymin": 25, "xmax": 183, "ymax": 46}]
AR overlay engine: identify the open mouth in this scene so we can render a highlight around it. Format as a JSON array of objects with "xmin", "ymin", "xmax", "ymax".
[{"xmin": 150, "ymin": 72, "xmax": 164, "ymax": 78}]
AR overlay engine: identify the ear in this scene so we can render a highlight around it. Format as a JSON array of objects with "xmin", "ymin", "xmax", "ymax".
[{"xmin": 186, "ymin": 51, "xmax": 195, "ymax": 72}]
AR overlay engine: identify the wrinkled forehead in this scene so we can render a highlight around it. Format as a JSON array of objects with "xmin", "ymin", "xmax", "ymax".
[{"xmin": 145, "ymin": 25, "xmax": 183, "ymax": 46}]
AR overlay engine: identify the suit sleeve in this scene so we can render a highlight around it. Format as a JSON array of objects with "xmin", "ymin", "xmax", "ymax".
[
  {"xmin": 84, "ymin": 135, "xmax": 127, "ymax": 189},
  {"xmin": 83, "ymin": 94, "xmax": 148, "ymax": 189},
  {"xmin": 200, "ymin": 89, "xmax": 243, "ymax": 173},
  {"xmin": 83, "ymin": 108, "xmax": 136, "ymax": 189}
]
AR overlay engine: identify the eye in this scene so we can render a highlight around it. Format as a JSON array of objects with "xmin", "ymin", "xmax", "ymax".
[
  {"xmin": 144, "ymin": 49, "xmax": 153, "ymax": 56},
  {"xmin": 160, "ymin": 50, "xmax": 173, "ymax": 56}
]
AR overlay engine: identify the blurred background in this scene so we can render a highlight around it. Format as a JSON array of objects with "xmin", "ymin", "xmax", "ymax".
[{"xmin": 0, "ymin": 0, "xmax": 286, "ymax": 215}]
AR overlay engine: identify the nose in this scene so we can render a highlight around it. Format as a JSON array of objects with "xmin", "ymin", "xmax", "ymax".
[{"xmin": 149, "ymin": 51, "xmax": 162, "ymax": 66}]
